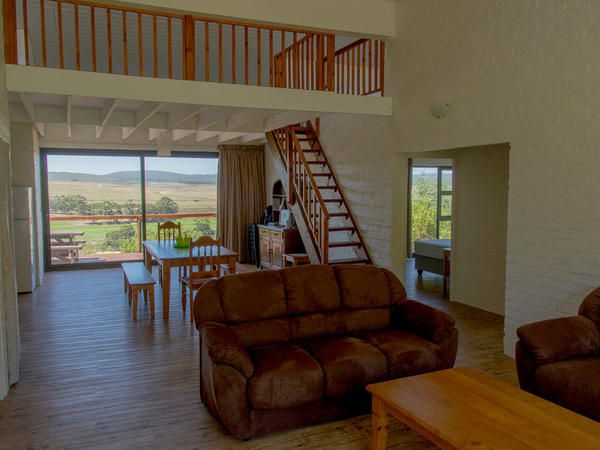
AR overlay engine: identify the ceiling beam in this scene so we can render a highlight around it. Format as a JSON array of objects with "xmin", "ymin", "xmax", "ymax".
[
  {"xmin": 264, "ymin": 111, "xmax": 324, "ymax": 132},
  {"xmin": 240, "ymin": 133, "xmax": 266, "ymax": 144},
  {"xmin": 196, "ymin": 106, "xmax": 237, "ymax": 130},
  {"xmin": 218, "ymin": 132, "xmax": 245, "ymax": 144},
  {"xmin": 168, "ymin": 105, "xmax": 209, "ymax": 129},
  {"xmin": 18, "ymin": 93, "xmax": 45, "ymax": 136},
  {"xmin": 122, "ymin": 102, "xmax": 164, "ymax": 140},
  {"xmin": 172, "ymin": 129, "xmax": 196, "ymax": 142},
  {"xmin": 96, "ymin": 99, "xmax": 119, "ymax": 139},
  {"xmin": 195, "ymin": 130, "xmax": 220, "ymax": 142}
]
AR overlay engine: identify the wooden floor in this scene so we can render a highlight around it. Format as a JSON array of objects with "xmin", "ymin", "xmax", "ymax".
[{"xmin": 0, "ymin": 261, "xmax": 516, "ymax": 449}]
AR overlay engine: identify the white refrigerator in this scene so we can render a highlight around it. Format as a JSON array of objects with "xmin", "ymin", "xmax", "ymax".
[{"xmin": 12, "ymin": 187, "xmax": 36, "ymax": 293}]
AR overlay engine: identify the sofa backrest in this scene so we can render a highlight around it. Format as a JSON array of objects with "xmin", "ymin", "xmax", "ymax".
[
  {"xmin": 193, "ymin": 264, "xmax": 407, "ymax": 348},
  {"xmin": 579, "ymin": 287, "xmax": 600, "ymax": 327}
]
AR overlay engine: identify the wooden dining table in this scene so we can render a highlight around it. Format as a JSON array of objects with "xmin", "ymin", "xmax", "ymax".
[{"xmin": 142, "ymin": 240, "xmax": 238, "ymax": 320}]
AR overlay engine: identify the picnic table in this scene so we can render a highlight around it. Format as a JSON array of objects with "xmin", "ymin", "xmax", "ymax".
[{"xmin": 50, "ymin": 231, "xmax": 85, "ymax": 263}]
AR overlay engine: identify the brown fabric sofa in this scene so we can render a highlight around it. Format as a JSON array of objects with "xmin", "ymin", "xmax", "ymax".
[
  {"xmin": 193, "ymin": 264, "xmax": 458, "ymax": 439},
  {"xmin": 516, "ymin": 287, "xmax": 600, "ymax": 421}
]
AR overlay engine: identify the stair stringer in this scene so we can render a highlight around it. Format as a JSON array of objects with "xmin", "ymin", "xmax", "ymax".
[{"xmin": 265, "ymin": 133, "xmax": 321, "ymax": 264}]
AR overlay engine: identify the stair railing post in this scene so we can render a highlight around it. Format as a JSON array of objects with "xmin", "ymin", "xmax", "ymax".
[
  {"xmin": 326, "ymin": 35, "xmax": 335, "ymax": 92},
  {"xmin": 3, "ymin": 0, "xmax": 18, "ymax": 64},
  {"xmin": 287, "ymin": 127, "xmax": 295, "ymax": 204},
  {"xmin": 322, "ymin": 215, "xmax": 329, "ymax": 264},
  {"xmin": 183, "ymin": 15, "xmax": 195, "ymax": 80},
  {"xmin": 316, "ymin": 35, "xmax": 325, "ymax": 90}
]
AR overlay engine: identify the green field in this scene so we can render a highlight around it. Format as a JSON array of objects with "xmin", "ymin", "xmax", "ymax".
[{"xmin": 49, "ymin": 180, "xmax": 217, "ymax": 257}]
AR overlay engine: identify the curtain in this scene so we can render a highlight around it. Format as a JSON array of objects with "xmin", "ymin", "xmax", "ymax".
[
  {"xmin": 218, "ymin": 145, "xmax": 266, "ymax": 263},
  {"xmin": 0, "ymin": 140, "xmax": 20, "ymax": 398}
]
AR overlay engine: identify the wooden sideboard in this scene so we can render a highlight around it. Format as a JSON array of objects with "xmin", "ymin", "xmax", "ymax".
[{"xmin": 258, "ymin": 225, "xmax": 304, "ymax": 269}]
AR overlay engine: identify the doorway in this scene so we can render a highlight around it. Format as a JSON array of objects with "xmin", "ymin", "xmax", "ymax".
[{"xmin": 42, "ymin": 150, "xmax": 218, "ymax": 269}]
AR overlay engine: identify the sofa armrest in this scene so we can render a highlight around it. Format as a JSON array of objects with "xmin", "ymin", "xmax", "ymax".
[
  {"xmin": 516, "ymin": 316, "xmax": 600, "ymax": 365},
  {"xmin": 200, "ymin": 322, "xmax": 254, "ymax": 378},
  {"xmin": 394, "ymin": 300, "xmax": 457, "ymax": 345}
]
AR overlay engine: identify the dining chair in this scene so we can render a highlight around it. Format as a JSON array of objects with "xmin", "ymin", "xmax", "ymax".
[
  {"xmin": 157, "ymin": 221, "xmax": 182, "ymax": 285},
  {"xmin": 181, "ymin": 236, "xmax": 222, "ymax": 322}
]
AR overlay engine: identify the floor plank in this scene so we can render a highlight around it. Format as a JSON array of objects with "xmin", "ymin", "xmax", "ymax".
[{"xmin": 0, "ymin": 261, "xmax": 515, "ymax": 449}]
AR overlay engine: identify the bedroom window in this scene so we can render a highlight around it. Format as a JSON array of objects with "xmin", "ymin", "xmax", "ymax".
[{"xmin": 409, "ymin": 165, "xmax": 453, "ymax": 250}]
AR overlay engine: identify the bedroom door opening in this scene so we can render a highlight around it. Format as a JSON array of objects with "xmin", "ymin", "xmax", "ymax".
[{"xmin": 407, "ymin": 157, "xmax": 454, "ymax": 297}]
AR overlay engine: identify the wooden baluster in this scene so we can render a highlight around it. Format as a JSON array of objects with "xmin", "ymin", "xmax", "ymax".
[
  {"xmin": 40, "ymin": 0, "xmax": 47, "ymax": 66},
  {"xmin": 204, "ymin": 21, "xmax": 210, "ymax": 81},
  {"xmin": 351, "ymin": 46, "xmax": 355, "ymax": 95},
  {"xmin": 380, "ymin": 40, "xmax": 385, "ymax": 96},
  {"xmin": 22, "ymin": 0, "xmax": 29, "ymax": 65},
  {"xmin": 232, "ymin": 25, "xmax": 236, "ymax": 84},
  {"xmin": 257, "ymin": 28, "xmax": 261, "ymax": 86},
  {"xmin": 107, "ymin": 9, "xmax": 112, "ymax": 73},
  {"xmin": 218, "ymin": 23, "xmax": 223, "ymax": 82},
  {"xmin": 374, "ymin": 39, "xmax": 378, "ymax": 92},
  {"xmin": 269, "ymin": 29, "xmax": 273, "ymax": 87},
  {"xmin": 122, "ymin": 11, "xmax": 128, "ymax": 75},
  {"xmin": 368, "ymin": 40, "xmax": 372, "ymax": 93},
  {"xmin": 167, "ymin": 17, "xmax": 172, "ymax": 78},
  {"xmin": 153, "ymin": 15, "xmax": 158, "ymax": 77},
  {"xmin": 137, "ymin": 13, "xmax": 143, "ymax": 76},
  {"xmin": 91, "ymin": 6, "xmax": 96, "ymax": 72},
  {"xmin": 293, "ymin": 32, "xmax": 298, "ymax": 89},
  {"xmin": 346, "ymin": 50, "xmax": 350, "ymax": 94},
  {"xmin": 244, "ymin": 26, "xmax": 249, "ymax": 85},
  {"xmin": 57, "ymin": 1, "xmax": 64, "ymax": 68},
  {"xmin": 75, "ymin": 0, "xmax": 80, "ymax": 70},
  {"xmin": 327, "ymin": 35, "xmax": 335, "ymax": 91},
  {"xmin": 3, "ymin": 0, "xmax": 17, "ymax": 64},
  {"xmin": 362, "ymin": 41, "xmax": 366, "ymax": 94},
  {"xmin": 280, "ymin": 31, "xmax": 286, "ymax": 88},
  {"xmin": 183, "ymin": 15, "xmax": 195, "ymax": 81}
]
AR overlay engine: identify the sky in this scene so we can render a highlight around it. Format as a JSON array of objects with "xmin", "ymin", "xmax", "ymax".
[{"xmin": 47, "ymin": 155, "xmax": 219, "ymax": 175}]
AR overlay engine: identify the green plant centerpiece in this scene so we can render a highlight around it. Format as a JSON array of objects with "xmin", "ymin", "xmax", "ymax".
[{"xmin": 174, "ymin": 234, "xmax": 192, "ymax": 249}]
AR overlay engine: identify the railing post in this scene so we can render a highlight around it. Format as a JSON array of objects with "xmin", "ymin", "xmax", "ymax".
[
  {"xmin": 3, "ymin": 0, "xmax": 18, "ymax": 64},
  {"xmin": 326, "ymin": 35, "xmax": 335, "ymax": 92},
  {"xmin": 316, "ymin": 35, "xmax": 325, "ymax": 90},
  {"xmin": 136, "ymin": 217, "xmax": 142, "ymax": 252},
  {"xmin": 287, "ymin": 128, "xmax": 294, "ymax": 204},
  {"xmin": 322, "ymin": 215, "xmax": 329, "ymax": 264},
  {"xmin": 183, "ymin": 15, "xmax": 195, "ymax": 80},
  {"xmin": 379, "ymin": 41, "xmax": 385, "ymax": 96}
]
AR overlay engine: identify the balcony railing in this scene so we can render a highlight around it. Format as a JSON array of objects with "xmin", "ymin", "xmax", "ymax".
[{"xmin": 3, "ymin": 0, "xmax": 385, "ymax": 95}]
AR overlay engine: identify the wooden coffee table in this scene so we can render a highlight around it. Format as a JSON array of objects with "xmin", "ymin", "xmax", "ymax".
[{"xmin": 367, "ymin": 367, "xmax": 600, "ymax": 449}]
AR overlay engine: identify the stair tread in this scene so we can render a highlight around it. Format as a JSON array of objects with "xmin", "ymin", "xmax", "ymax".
[
  {"xmin": 323, "ymin": 198, "xmax": 343, "ymax": 203},
  {"xmin": 307, "ymin": 161, "xmax": 326, "ymax": 164},
  {"xmin": 329, "ymin": 212, "xmax": 349, "ymax": 217},
  {"xmin": 329, "ymin": 241, "xmax": 361, "ymax": 248},
  {"xmin": 303, "ymin": 149, "xmax": 321, "ymax": 153},
  {"xmin": 313, "ymin": 173, "xmax": 331, "ymax": 176},
  {"xmin": 318, "ymin": 186, "xmax": 337, "ymax": 190},
  {"xmin": 330, "ymin": 226, "xmax": 355, "ymax": 232},
  {"xmin": 329, "ymin": 258, "xmax": 369, "ymax": 265}
]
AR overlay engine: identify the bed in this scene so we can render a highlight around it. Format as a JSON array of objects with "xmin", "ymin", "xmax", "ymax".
[{"xmin": 413, "ymin": 239, "xmax": 451, "ymax": 276}]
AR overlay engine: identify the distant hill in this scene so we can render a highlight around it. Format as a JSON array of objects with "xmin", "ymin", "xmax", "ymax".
[{"xmin": 48, "ymin": 170, "xmax": 217, "ymax": 185}]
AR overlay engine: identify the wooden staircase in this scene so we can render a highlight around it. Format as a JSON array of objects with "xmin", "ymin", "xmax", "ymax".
[{"xmin": 266, "ymin": 121, "xmax": 372, "ymax": 265}]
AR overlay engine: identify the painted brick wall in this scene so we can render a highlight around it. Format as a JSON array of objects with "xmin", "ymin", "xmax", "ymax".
[
  {"xmin": 319, "ymin": 114, "xmax": 395, "ymax": 269},
  {"xmin": 393, "ymin": 0, "xmax": 600, "ymax": 355}
]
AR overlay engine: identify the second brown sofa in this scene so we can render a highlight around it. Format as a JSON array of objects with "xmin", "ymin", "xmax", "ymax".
[{"xmin": 193, "ymin": 264, "xmax": 458, "ymax": 439}]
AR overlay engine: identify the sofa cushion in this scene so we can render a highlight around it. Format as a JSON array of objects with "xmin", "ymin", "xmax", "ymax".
[
  {"xmin": 343, "ymin": 308, "xmax": 390, "ymax": 333},
  {"xmin": 535, "ymin": 357, "xmax": 600, "ymax": 421},
  {"xmin": 333, "ymin": 265, "xmax": 391, "ymax": 309},
  {"xmin": 231, "ymin": 318, "xmax": 290, "ymax": 348},
  {"xmin": 220, "ymin": 270, "xmax": 287, "ymax": 323},
  {"xmin": 579, "ymin": 287, "xmax": 600, "ymax": 327},
  {"xmin": 248, "ymin": 344, "xmax": 323, "ymax": 410},
  {"xmin": 290, "ymin": 312, "xmax": 345, "ymax": 340},
  {"xmin": 281, "ymin": 264, "xmax": 341, "ymax": 314},
  {"xmin": 302, "ymin": 336, "xmax": 387, "ymax": 398},
  {"xmin": 361, "ymin": 330, "xmax": 442, "ymax": 378}
]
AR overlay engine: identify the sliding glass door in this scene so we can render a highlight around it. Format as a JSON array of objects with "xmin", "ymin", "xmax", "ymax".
[{"xmin": 43, "ymin": 150, "xmax": 218, "ymax": 269}]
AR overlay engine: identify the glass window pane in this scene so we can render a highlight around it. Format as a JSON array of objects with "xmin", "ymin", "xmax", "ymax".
[
  {"xmin": 144, "ymin": 156, "xmax": 218, "ymax": 240},
  {"xmin": 411, "ymin": 167, "xmax": 438, "ymax": 249},
  {"xmin": 439, "ymin": 220, "xmax": 452, "ymax": 239},
  {"xmin": 441, "ymin": 194, "xmax": 452, "ymax": 217},
  {"xmin": 441, "ymin": 169, "xmax": 453, "ymax": 192},
  {"xmin": 46, "ymin": 154, "xmax": 142, "ymax": 266}
]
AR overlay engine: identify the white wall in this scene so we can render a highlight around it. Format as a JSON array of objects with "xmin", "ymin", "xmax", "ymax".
[
  {"xmin": 451, "ymin": 144, "xmax": 509, "ymax": 316},
  {"xmin": 319, "ymin": 113, "xmax": 397, "ymax": 271},
  {"xmin": 10, "ymin": 123, "xmax": 43, "ymax": 287},
  {"xmin": 393, "ymin": 0, "xmax": 600, "ymax": 355}
]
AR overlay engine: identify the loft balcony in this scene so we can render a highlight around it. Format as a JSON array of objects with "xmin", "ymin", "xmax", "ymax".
[{"xmin": 3, "ymin": 0, "xmax": 391, "ymax": 142}]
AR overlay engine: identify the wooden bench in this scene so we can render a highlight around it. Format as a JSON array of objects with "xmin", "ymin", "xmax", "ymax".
[
  {"xmin": 122, "ymin": 262, "xmax": 156, "ymax": 320},
  {"xmin": 51, "ymin": 244, "xmax": 84, "ymax": 263}
]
